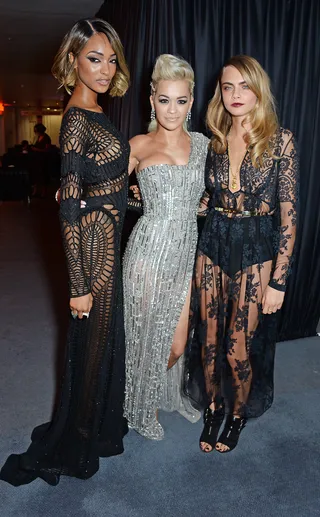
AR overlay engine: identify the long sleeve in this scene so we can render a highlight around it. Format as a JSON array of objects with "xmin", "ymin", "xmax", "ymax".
[
  {"xmin": 198, "ymin": 147, "xmax": 213, "ymax": 217},
  {"xmin": 269, "ymin": 131, "xmax": 299, "ymax": 292},
  {"xmin": 59, "ymin": 109, "xmax": 90, "ymax": 298},
  {"xmin": 198, "ymin": 189, "xmax": 210, "ymax": 217}
]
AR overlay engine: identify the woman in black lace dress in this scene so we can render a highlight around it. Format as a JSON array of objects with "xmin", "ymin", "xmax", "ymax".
[
  {"xmin": 0, "ymin": 18, "xmax": 130, "ymax": 486},
  {"xmin": 188, "ymin": 56, "xmax": 299, "ymax": 453}
]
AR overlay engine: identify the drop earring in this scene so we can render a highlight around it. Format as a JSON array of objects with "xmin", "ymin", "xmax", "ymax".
[
  {"xmin": 186, "ymin": 111, "xmax": 191, "ymax": 122},
  {"xmin": 150, "ymin": 108, "xmax": 156, "ymax": 121}
]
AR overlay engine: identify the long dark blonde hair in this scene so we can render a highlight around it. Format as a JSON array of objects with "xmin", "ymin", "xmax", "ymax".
[
  {"xmin": 52, "ymin": 18, "xmax": 130, "ymax": 97},
  {"xmin": 206, "ymin": 55, "xmax": 279, "ymax": 167}
]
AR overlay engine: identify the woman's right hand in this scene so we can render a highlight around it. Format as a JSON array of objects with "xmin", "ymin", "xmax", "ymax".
[
  {"xmin": 70, "ymin": 293, "xmax": 93, "ymax": 319},
  {"xmin": 130, "ymin": 185, "xmax": 141, "ymax": 200}
]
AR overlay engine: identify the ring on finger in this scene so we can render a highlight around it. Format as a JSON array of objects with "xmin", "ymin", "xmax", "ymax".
[
  {"xmin": 71, "ymin": 311, "xmax": 78, "ymax": 319},
  {"xmin": 83, "ymin": 312, "xmax": 90, "ymax": 318}
]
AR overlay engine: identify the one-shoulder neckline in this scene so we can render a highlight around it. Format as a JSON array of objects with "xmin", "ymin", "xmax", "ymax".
[{"xmin": 137, "ymin": 133, "xmax": 195, "ymax": 176}]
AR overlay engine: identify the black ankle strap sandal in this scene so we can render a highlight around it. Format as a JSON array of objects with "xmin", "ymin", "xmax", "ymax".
[
  {"xmin": 199, "ymin": 404, "xmax": 225, "ymax": 453},
  {"xmin": 216, "ymin": 415, "xmax": 247, "ymax": 453}
]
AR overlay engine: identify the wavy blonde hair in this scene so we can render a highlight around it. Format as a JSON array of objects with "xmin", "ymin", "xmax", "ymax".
[
  {"xmin": 148, "ymin": 54, "xmax": 194, "ymax": 132},
  {"xmin": 52, "ymin": 18, "xmax": 130, "ymax": 97},
  {"xmin": 206, "ymin": 55, "xmax": 279, "ymax": 167}
]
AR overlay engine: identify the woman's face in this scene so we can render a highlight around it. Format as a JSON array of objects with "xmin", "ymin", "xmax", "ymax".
[
  {"xmin": 220, "ymin": 65, "xmax": 257, "ymax": 118},
  {"xmin": 73, "ymin": 32, "xmax": 117, "ymax": 94},
  {"xmin": 151, "ymin": 80, "xmax": 193, "ymax": 131}
]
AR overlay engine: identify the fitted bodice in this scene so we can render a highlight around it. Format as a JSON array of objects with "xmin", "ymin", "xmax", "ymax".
[
  {"xmin": 206, "ymin": 128, "xmax": 298, "ymax": 215},
  {"xmin": 59, "ymin": 106, "xmax": 130, "ymax": 298},
  {"xmin": 137, "ymin": 132, "xmax": 209, "ymax": 221}
]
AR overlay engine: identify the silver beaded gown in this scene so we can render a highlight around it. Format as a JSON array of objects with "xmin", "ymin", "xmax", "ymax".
[{"xmin": 123, "ymin": 132, "xmax": 209, "ymax": 439}]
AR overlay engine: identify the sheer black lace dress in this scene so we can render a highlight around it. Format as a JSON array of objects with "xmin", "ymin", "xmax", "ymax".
[
  {"xmin": 0, "ymin": 107, "xmax": 130, "ymax": 486},
  {"xmin": 187, "ymin": 128, "xmax": 299, "ymax": 418}
]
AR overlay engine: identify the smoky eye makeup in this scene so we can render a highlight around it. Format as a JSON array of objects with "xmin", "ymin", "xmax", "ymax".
[
  {"xmin": 87, "ymin": 56, "xmax": 100, "ymax": 63},
  {"xmin": 158, "ymin": 96, "xmax": 188, "ymax": 103}
]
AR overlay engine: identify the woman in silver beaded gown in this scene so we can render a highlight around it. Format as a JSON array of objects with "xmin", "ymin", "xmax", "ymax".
[{"xmin": 123, "ymin": 55, "xmax": 209, "ymax": 440}]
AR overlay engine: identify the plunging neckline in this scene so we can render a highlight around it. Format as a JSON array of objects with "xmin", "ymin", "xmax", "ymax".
[
  {"xmin": 137, "ymin": 134, "xmax": 194, "ymax": 175},
  {"xmin": 226, "ymin": 144, "xmax": 249, "ymax": 194}
]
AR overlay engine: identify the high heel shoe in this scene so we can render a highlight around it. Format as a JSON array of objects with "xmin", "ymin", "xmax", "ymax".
[
  {"xmin": 215, "ymin": 415, "xmax": 247, "ymax": 453},
  {"xmin": 199, "ymin": 403, "xmax": 225, "ymax": 453}
]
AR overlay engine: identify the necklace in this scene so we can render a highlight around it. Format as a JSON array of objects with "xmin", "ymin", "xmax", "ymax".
[{"xmin": 228, "ymin": 145, "xmax": 247, "ymax": 191}]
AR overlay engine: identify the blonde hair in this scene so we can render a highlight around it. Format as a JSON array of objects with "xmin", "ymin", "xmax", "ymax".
[
  {"xmin": 206, "ymin": 55, "xmax": 279, "ymax": 167},
  {"xmin": 52, "ymin": 18, "xmax": 130, "ymax": 97},
  {"xmin": 148, "ymin": 54, "xmax": 194, "ymax": 132}
]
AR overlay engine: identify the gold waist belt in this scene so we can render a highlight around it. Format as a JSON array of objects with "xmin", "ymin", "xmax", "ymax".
[{"xmin": 214, "ymin": 207, "xmax": 268, "ymax": 217}]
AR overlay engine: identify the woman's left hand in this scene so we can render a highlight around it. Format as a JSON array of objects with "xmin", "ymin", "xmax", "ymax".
[
  {"xmin": 262, "ymin": 285, "xmax": 285, "ymax": 314},
  {"xmin": 55, "ymin": 188, "xmax": 86, "ymax": 208}
]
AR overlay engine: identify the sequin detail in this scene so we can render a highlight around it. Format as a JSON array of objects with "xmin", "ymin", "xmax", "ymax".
[{"xmin": 123, "ymin": 132, "xmax": 209, "ymax": 439}]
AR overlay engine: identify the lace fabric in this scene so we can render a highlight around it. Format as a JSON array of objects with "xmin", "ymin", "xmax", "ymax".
[
  {"xmin": 187, "ymin": 128, "xmax": 299, "ymax": 418},
  {"xmin": 0, "ymin": 107, "xmax": 130, "ymax": 486}
]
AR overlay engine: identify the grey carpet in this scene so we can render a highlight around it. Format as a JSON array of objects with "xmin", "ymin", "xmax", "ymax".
[{"xmin": 0, "ymin": 201, "xmax": 320, "ymax": 517}]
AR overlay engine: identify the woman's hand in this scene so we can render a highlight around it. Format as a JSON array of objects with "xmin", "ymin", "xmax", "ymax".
[
  {"xmin": 130, "ymin": 185, "xmax": 141, "ymax": 200},
  {"xmin": 55, "ymin": 188, "xmax": 61, "ymax": 204},
  {"xmin": 262, "ymin": 285, "xmax": 285, "ymax": 315},
  {"xmin": 70, "ymin": 293, "xmax": 93, "ymax": 319},
  {"xmin": 55, "ymin": 188, "xmax": 86, "ymax": 208}
]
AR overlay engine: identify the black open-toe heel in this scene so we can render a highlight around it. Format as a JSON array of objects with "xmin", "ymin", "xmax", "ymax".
[
  {"xmin": 216, "ymin": 415, "xmax": 247, "ymax": 453},
  {"xmin": 199, "ymin": 404, "xmax": 225, "ymax": 453}
]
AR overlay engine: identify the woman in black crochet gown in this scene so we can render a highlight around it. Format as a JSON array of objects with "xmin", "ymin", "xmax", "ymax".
[
  {"xmin": 188, "ymin": 55, "xmax": 299, "ymax": 454},
  {"xmin": 0, "ymin": 18, "xmax": 130, "ymax": 486}
]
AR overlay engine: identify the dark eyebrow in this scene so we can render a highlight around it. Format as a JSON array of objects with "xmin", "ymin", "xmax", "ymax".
[
  {"xmin": 221, "ymin": 80, "xmax": 247, "ymax": 86},
  {"xmin": 158, "ymin": 95, "xmax": 188, "ymax": 99},
  {"xmin": 87, "ymin": 50, "xmax": 104, "ymax": 56},
  {"xmin": 86, "ymin": 51, "xmax": 117, "ymax": 58}
]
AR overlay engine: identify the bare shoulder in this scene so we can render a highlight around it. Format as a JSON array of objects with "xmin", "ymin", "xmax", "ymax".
[
  {"xmin": 129, "ymin": 134, "xmax": 154, "ymax": 157},
  {"xmin": 129, "ymin": 133, "xmax": 153, "ymax": 147}
]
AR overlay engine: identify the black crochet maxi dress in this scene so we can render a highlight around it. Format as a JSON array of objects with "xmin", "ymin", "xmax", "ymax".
[
  {"xmin": 0, "ymin": 107, "xmax": 130, "ymax": 486},
  {"xmin": 188, "ymin": 128, "xmax": 299, "ymax": 418}
]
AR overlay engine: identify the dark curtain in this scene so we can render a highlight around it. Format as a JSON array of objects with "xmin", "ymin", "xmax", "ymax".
[{"xmin": 96, "ymin": 0, "xmax": 320, "ymax": 340}]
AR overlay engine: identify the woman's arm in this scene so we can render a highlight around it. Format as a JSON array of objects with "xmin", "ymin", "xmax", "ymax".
[
  {"xmin": 59, "ymin": 109, "xmax": 92, "ymax": 309},
  {"xmin": 198, "ymin": 189, "xmax": 210, "ymax": 217},
  {"xmin": 128, "ymin": 134, "xmax": 147, "ymax": 175},
  {"xmin": 262, "ymin": 130, "xmax": 299, "ymax": 314},
  {"xmin": 198, "ymin": 149, "xmax": 213, "ymax": 217},
  {"xmin": 127, "ymin": 135, "xmax": 147, "ymax": 213},
  {"xmin": 269, "ymin": 131, "xmax": 299, "ymax": 291}
]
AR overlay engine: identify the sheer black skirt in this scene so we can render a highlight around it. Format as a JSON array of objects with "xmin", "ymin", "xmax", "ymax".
[
  {"xmin": 0, "ymin": 208, "xmax": 127, "ymax": 486},
  {"xmin": 186, "ymin": 211, "xmax": 279, "ymax": 418}
]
